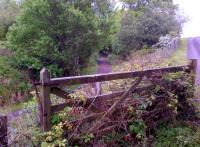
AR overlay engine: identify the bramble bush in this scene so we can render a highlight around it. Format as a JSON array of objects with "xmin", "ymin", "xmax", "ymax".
[{"xmin": 28, "ymin": 71, "xmax": 199, "ymax": 146}]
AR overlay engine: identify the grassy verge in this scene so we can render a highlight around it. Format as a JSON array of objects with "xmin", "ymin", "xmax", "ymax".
[
  {"xmin": 162, "ymin": 38, "xmax": 189, "ymax": 66},
  {"xmin": 0, "ymin": 97, "xmax": 36, "ymax": 114},
  {"xmin": 80, "ymin": 65, "xmax": 97, "ymax": 75}
]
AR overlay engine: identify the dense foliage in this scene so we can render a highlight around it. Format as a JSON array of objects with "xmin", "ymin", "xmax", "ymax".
[
  {"xmin": 4, "ymin": 39, "xmax": 198, "ymax": 146},
  {"xmin": 155, "ymin": 125, "xmax": 200, "ymax": 147},
  {"xmin": 26, "ymin": 71, "xmax": 197, "ymax": 146},
  {"xmin": 0, "ymin": 56, "xmax": 30, "ymax": 105},
  {"xmin": 0, "ymin": 0, "xmax": 183, "ymax": 106},
  {"xmin": 1, "ymin": 1, "xmax": 195, "ymax": 146},
  {"xmin": 0, "ymin": 0, "xmax": 19, "ymax": 40},
  {"xmin": 5, "ymin": 0, "xmax": 185, "ymax": 76},
  {"xmin": 115, "ymin": 0, "xmax": 184, "ymax": 54},
  {"xmin": 7, "ymin": 0, "xmax": 118, "ymax": 76}
]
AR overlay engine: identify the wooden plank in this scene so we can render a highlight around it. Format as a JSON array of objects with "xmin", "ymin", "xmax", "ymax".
[
  {"xmin": 88, "ymin": 77, "xmax": 143, "ymax": 133},
  {"xmin": 70, "ymin": 113, "xmax": 104, "ymax": 124},
  {"xmin": 40, "ymin": 68, "xmax": 51, "ymax": 132},
  {"xmin": 35, "ymin": 82, "xmax": 41, "ymax": 85},
  {"xmin": 50, "ymin": 85, "xmax": 154, "ymax": 114},
  {"xmin": 47, "ymin": 65, "xmax": 188, "ymax": 86},
  {"xmin": 51, "ymin": 102, "xmax": 101, "ymax": 114},
  {"xmin": 51, "ymin": 87, "xmax": 70, "ymax": 99},
  {"xmin": 85, "ymin": 85, "xmax": 155, "ymax": 106},
  {"xmin": 0, "ymin": 113, "xmax": 8, "ymax": 147},
  {"xmin": 51, "ymin": 103, "xmax": 68, "ymax": 114}
]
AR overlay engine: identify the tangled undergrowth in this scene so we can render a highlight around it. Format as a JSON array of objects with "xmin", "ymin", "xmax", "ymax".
[
  {"xmin": 6, "ymin": 44, "xmax": 196, "ymax": 146},
  {"xmin": 33, "ymin": 71, "xmax": 200, "ymax": 147},
  {"xmin": 7, "ymin": 46, "xmax": 198, "ymax": 146},
  {"xmin": 155, "ymin": 125, "xmax": 200, "ymax": 147}
]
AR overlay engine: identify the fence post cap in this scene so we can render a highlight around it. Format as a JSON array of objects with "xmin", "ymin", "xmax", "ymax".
[
  {"xmin": 40, "ymin": 67, "xmax": 49, "ymax": 73},
  {"xmin": 40, "ymin": 68, "xmax": 50, "ymax": 83}
]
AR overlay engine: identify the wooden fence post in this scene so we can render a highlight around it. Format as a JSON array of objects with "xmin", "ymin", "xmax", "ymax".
[
  {"xmin": 0, "ymin": 113, "xmax": 8, "ymax": 147},
  {"xmin": 191, "ymin": 59, "xmax": 197, "ymax": 74},
  {"xmin": 40, "ymin": 68, "xmax": 51, "ymax": 132},
  {"xmin": 190, "ymin": 59, "xmax": 197, "ymax": 85}
]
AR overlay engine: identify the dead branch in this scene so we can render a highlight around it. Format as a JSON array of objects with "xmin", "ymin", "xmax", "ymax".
[{"xmin": 87, "ymin": 76, "xmax": 143, "ymax": 133}]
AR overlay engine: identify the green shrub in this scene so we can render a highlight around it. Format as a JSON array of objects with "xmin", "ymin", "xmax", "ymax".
[
  {"xmin": 0, "ymin": 56, "xmax": 30, "ymax": 105},
  {"xmin": 6, "ymin": 0, "xmax": 118, "ymax": 77},
  {"xmin": 115, "ymin": 0, "xmax": 184, "ymax": 55},
  {"xmin": 0, "ymin": 0, "xmax": 19, "ymax": 40},
  {"xmin": 155, "ymin": 125, "xmax": 199, "ymax": 147}
]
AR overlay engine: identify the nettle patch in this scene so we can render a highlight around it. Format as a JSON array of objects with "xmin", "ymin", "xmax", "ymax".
[{"xmin": 36, "ymin": 71, "xmax": 197, "ymax": 147}]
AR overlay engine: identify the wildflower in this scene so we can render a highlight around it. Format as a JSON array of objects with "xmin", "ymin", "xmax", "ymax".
[
  {"xmin": 127, "ymin": 106, "xmax": 134, "ymax": 112},
  {"xmin": 46, "ymin": 136, "xmax": 53, "ymax": 142}
]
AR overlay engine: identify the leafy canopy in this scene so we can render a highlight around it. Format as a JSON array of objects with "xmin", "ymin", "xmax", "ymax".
[
  {"xmin": 0, "ymin": 0, "xmax": 19, "ymax": 40},
  {"xmin": 115, "ymin": 0, "xmax": 183, "ymax": 54},
  {"xmin": 7, "ymin": 0, "xmax": 118, "ymax": 76}
]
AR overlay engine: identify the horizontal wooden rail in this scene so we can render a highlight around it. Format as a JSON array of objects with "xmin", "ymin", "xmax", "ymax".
[
  {"xmin": 51, "ymin": 87, "xmax": 70, "ymax": 99},
  {"xmin": 85, "ymin": 85, "xmax": 155, "ymax": 106},
  {"xmin": 46, "ymin": 65, "xmax": 188, "ymax": 86},
  {"xmin": 40, "ymin": 65, "xmax": 190, "ymax": 131},
  {"xmin": 50, "ymin": 85, "xmax": 155, "ymax": 114},
  {"xmin": 51, "ymin": 103, "xmax": 68, "ymax": 114}
]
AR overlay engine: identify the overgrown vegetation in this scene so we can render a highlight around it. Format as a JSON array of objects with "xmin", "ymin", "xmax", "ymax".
[
  {"xmin": 115, "ymin": 0, "xmax": 184, "ymax": 55},
  {"xmin": 4, "ymin": 0, "xmax": 184, "ymax": 77},
  {"xmin": 155, "ymin": 125, "xmax": 200, "ymax": 147},
  {"xmin": 4, "ymin": 41, "xmax": 198, "ymax": 146},
  {"xmin": 0, "ymin": 0, "xmax": 184, "ymax": 105},
  {"xmin": 1, "ymin": 0, "xmax": 197, "ymax": 146},
  {"xmin": 23, "ymin": 71, "xmax": 197, "ymax": 146},
  {"xmin": 6, "ymin": 0, "xmax": 118, "ymax": 77},
  {"xmin": 0, "ymin": 0, "xmax": 19, "ymax": 40},
  {"xmin": 0, "ymin": 55, "xmax": 30, "ymax": 105}
]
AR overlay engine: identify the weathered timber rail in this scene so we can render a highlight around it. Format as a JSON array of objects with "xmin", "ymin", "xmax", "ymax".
[
  {"xmin": 44, "ymin": 65, "xmax": 188, "ymax": 86},
  {"xmin": 38, "ymin": 65, "xmax": 190, "ymax": 131}
]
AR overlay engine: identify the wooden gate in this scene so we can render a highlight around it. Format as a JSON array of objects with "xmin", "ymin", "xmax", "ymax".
[{"xmin": 36, "ymin": 65, "xmax": 190, "ymax": 132}]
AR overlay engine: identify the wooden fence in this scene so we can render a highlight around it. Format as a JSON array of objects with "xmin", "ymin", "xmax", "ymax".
[{"xmin": 38, "ymin": 65, "xmax": 190, "ymax": 131}]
